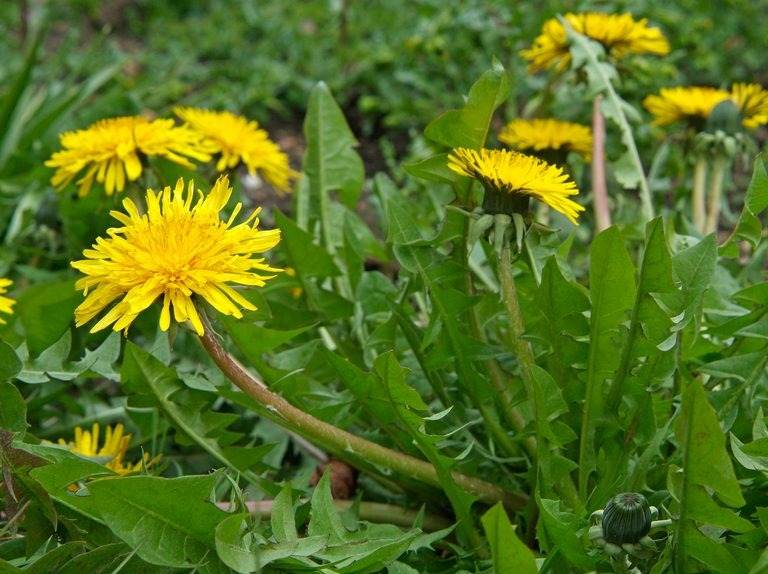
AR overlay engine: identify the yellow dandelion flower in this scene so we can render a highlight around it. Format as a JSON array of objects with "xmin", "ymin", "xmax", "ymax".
[
  {"xmin": 730, "ymin": 83, "xmax": 768, "ymax": 129},
  {"xmin": 58, "ymin": 423, "xmax": 154, "ymax": 475},
  {"xmin": 0, "ymin": 278, "xmax": 15, "ymax": 325},
  {"xmin": 499, "ymin": 118, "xmax": 593, "ymax": 161},
  {"xmin": 522, "ymin": 12, "xmax": 670, "ymax": 73},
  {"xmin": 174, "ymin": 107, "xmax": 298, "ymax": 193},
  {"xmin": 447, "ymin": 148, "xmax": 584, "ymax": 224},
  {"xmin": 643, "ymin": 87, "xmax": 730, "ymax": 126},
  {"xmin": 71, "ymin": 175, "xmax": 281, "ymax": 336},
  {"xmin": 45, "ymin": 116, "xmax": 213, "ymax": 197}
]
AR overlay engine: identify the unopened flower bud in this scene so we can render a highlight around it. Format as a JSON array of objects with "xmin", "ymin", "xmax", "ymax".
[{"xmin": 601, "ymin": 492, "xmax": 652, "ymax": 545}]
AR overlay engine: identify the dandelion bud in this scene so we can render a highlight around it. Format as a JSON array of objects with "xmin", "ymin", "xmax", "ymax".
[{"xmin": 601, "ymin": 492, "xmax": 652, "ymax": 545}]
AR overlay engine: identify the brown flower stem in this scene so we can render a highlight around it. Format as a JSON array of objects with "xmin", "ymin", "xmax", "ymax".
[
  {"xmin": 217, "ymin": 499, "xmax": 453, "ymax": 532},
  {"xmin": 592, "ymin": 95, "xmax": 611, "ymax": 232},
  {"xmin": 498, "ymin": 241, "xmax": 582, "ymax": 512},
  {"xmin": 691, "ymin": 155, "xmax": 708, "ymax": 233},
  {"xmin": 197, "ymin": 310, "xmax": 527, "ymax": 510},
  {"xmin": 704, "ymin": 155, "xmax": 729, "ymax": 235}
]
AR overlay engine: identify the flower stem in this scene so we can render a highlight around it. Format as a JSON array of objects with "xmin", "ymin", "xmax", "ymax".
[
  {"xmin": 691, "ymin": 155, "xmax": 708, "ymax": 233},
  {"xmin": 704, "ymin": 155, "xmax": 729, "ymax": 235},
  {"xmin": 592, "ymin": 95, "xmax": 611, "ymax": 232},
  {"xmin": 197, "ymin": 310, "xmax": 527, "ymax": 510},
  {"xmin": 498, "ymin": 241, "xmax": 582, "ymax": 512}
]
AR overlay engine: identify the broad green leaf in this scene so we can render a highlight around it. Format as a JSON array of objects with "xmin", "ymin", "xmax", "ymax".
[
  {"xmin": 56, "ymin": 543, "xmax": 137, "ymax": 574},
  {"xmin": 88, "ymin": 475, "xmax": 226, "ymax": 568},
  {"xmin": 0, "ymin": 341, "xmax": 21, "ymax": 380},
  {"xmin": 275, "ymin": 209, "xmax": 340, "ymax": 278},
  {"xmin": 29, "ymin": 450, "xmax": 113, "ymax": 521},
  {"xmin": 580, "ymin": 226, "xmax": 636, "ymax": 497},
  {"xmin": 480, "ymin": 503, "xmax": 537, "ymax": 574},
  {"xmin": 302, "ymin": 81, "xmax": 364, "ymax": 232},
  {"xmin": 424, "ymin": 62, "xmax": 509, "ymax": 150},
  {"xmin": 214, "ymin": 513, "xmax": 259, "ymax": 573},
  {"xmin": 534, "ymin": 257, "xmax": 589, "ymax": 391},
  {"xmin": 19, "ymin": 542, "xmax": 87, "ymax": 574},
  {"xmin": 0, "ymin": 382, "xmax": 25, "ymax": 432},
  {"xmin": 673, "ymin": 379, "xmax": 746, "ymax": 572},
  {"xmin": 16, "ymin": 278, "xmax": 79, "ymax": 356},
  {"xmin": 403, "ymin": 153, "xmax": 458, "ymax": 184}
]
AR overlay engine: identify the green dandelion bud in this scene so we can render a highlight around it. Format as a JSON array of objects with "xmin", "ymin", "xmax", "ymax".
[{"xmin": 601, "ymin": 492, "xmax": 652, "ymax": 545}]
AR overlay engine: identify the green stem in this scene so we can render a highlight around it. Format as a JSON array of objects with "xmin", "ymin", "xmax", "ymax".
[
  {"xmin": 691, "ymin": 155, "xmax": 708, "ymax": 233},
  {"xmin": 704, "ymin": 156, "xmax": 729, "ymax": 235},
  {"xmin": 198, "ymin": 311, "xmax": 526, "ymax": 510},
  {"xmin": 498, "ymin": 241, "xmax": 581, "ymax": 511}
]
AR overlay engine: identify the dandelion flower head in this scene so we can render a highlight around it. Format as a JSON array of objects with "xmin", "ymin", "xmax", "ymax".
[
  {"xmin": 522, "ymin": 12, "xmax": 670, "ymax": 73},
  {"xmin": 499, "ymin": 118, "xmax": 593, "ymax": 161},
  {"xmin": 71, "ymin": 175, "xmax": 281, "ymax": 335},
  {"xmin": 730, "ymin": 83, "xmax": 768, "ymax": 129},
  {"xmin": 643, "ymin": 87, "xmax": 731, "ymax": 126},
  {"xmin": 45, "ymin": 116, "xmax": 213, "ymax": 196},
  {"xmin": 174, "ymin": 107, "xmax": 298, "ymax": 192},
  {"xmin": 447, "ymin": 148, "xmax": 584, "ymax": 224}
]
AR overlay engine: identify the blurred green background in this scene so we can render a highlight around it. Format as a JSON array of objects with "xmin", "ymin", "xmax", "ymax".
[{"xmin": 2, "ymin": 0, "xmax": 766, "ymax": 143}]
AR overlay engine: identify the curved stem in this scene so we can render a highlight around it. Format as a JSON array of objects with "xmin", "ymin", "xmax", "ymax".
[
  {"xmin": 197, "ymin": 310, "xmax": 527, "ymax": 510},
  {"xmin": 691, "ymin": 155, "xmax": 708, "ymax": 233}
]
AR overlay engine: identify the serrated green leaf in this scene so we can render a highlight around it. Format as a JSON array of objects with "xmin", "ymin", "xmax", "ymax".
[
  {"xmin": 214, "ymin": 513, "xmax": 259, "ymax": 573},
  {"xmin": 308, "ymin": 471, "xmax": 348, "ymax": 544},
  {"xmin": 271, "ymin": 484, "xmax": 298, "ymax": 543},
  {"xmin": 88, "ymin": 475, "xmax": 226, "ymax": 568}
]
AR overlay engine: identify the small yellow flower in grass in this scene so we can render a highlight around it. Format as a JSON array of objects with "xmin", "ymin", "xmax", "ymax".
[
  {"xmin": 0, "ymin": 278, "xmax": 15, "ymax": 325},
  {"xmin": 71, "ymin": 175, "xmax": 281, "ymax": 335},
  {"xmin": 730, "ymin": 83, "xmax": 768, "ymax": 129},
  {"xmin": 643, "ymin": 87, "xmax": 731, "ymax": 126},
  {"xmin": 58, "ymin": 423, "xmax": 154, "ymax": 475},
  {"xmin": 499, "ymin": 118, "xmax": 593, "ymax": 161},
  {"xmin": 45, "ymin": 116, "xmax": 213, "ymax": 196},
  {"xmin": 522, "ymin": 12, "xmax": 670, "ymax": 73},
  {"xmin": 174, "ymin": 107, "xmax": 298, "ymax": 192},
  {"xmin": 447, "ymin": 148, "xmax": 584, "ymax": 224}
]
